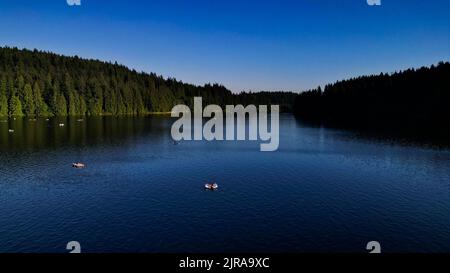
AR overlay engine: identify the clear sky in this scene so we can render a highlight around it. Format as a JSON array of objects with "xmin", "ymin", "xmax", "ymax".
[{"xmin": 0, "ymin": 0, "xmax": 449, "ymax": 92}]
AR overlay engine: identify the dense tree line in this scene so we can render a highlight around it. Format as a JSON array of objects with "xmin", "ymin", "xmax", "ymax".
[
  {"xmin": 234, "ymin": 91, "xmax": 297, "ymax": 112},
  {"xmin": 0, "ymin": 47, "xmax": 295, "ymax": 117},
  {"xmin": 294, "ymin": 62, "xmax": 450, "ymax": 135}
]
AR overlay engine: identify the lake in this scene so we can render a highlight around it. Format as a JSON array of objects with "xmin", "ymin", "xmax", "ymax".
[{"xmin": 0, "ymin": 115, "xmax": 449, "ymax": 253}]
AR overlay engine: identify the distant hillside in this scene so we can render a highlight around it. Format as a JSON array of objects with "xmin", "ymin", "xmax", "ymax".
[
  {"xmin": 294, "ymin": 62, "xmax": 450, "ymax": 136},
  {"xmin": 0, "ymin": 47, "xmax": 295, "ymax": 117}
]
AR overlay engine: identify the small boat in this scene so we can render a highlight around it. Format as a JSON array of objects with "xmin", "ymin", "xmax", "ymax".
[
  {"xmin": 204, "ymin": 183, "xmax": 218, "ymax": 190},
  {"xmin": 8, "ymin": 129, "xmax": 14, "ymax": 133},
  {"xmin": 59, "ymin": 123, "xmax": 65, "ymax": 127},
  {"xmin": 72, "ymin": 163, "xmax": 86, "ymax": 169},
  {"xmin": 77, "ymin": 119, "xmax": 84, "ymax": 122}
]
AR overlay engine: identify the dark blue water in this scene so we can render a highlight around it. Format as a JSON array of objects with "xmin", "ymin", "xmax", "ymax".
[{"xmin": 0, "ymin": 115, "xmax": 449, "ymax": 253}]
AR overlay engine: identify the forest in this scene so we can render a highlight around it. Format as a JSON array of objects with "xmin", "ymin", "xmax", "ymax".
[
  {"xmin": 2, "ymin": 46, "xmax": 449, "ymax": 138},
  {"xmin": 0, "ymin": 47, "xmax": 295, "ymax": 117},
  {"xmin": 294, "ymin": 62, "xmax": 450, "ymax": 136}
]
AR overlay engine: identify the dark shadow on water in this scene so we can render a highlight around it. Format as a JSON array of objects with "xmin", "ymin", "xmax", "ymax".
[
  {"xmin": 0, "ymin": 116, "xmax": 170, "ymax": 152},
  {"xmin": 294, "ymin": 116, "xmax": 450, "ymax": 150}
]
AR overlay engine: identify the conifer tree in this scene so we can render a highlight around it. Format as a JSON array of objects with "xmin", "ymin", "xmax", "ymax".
[
  {"xmin": 68, "ymin": 90, "xmax": 78, "ymax": 116},
  {"xmin": 56, "ymin": 93, "xmax": 68, "ymax": 116},
  {"xmin": 0, "ymin": 77, "xmax": 8, "ymax": 117},
  {"xmin": 34, "ymin": 82, "xmax": 50, "ymax": 116},
  {"xmin": 9, "ymin": 95, "xmax": 24, "ymax": 116},
  {"xmin": 23, "ymin": 83, "xmax": 36, "ymax": 116}
]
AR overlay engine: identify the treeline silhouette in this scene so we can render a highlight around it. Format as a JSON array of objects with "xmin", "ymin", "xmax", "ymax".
[
  {"xmin": 294, "ymin": 62, "xmax": 450, "ymax": 137},
  {"xmin": 0, "ymin": 47, "xmax": 294, "ymax": 117},
  {"xmin": 234, "ymin": 91, "xmax": 297, "ymax": 112}
]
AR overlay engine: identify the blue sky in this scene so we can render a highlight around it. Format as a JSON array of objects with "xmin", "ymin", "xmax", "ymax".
[{"xmin": 0, "ymin": 0, "xmax": 449, "ymax": 92}]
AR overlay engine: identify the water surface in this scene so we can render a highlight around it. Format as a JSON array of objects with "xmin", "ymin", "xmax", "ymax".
[{"xmin": 0, "ymin": 115, "xmax": 449, "ymax": 253}]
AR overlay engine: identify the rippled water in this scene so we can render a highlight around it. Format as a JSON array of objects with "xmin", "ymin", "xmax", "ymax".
[{"xmin": 0, "ymin": 115, "xmax": 449, "ymax": 253}]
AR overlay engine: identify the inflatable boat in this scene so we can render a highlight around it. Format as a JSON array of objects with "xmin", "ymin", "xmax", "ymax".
[
  {"xmin": 72, "ymin": 163, "xmax": 86, "ymax": 169},
  {"xmin": 204, "ymin": 183, "xmax": 218, "ymax": 190}
]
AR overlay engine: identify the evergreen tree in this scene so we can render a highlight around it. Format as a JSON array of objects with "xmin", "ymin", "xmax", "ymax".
[
  {"xmin": 8, "ymin": 77, "xmax": 24, "ymax": 116},
  {"xmin": 9, "ymin": 95, "xmax": 24, "ymax": 116},
  {"xmin": 116, "ymin": 92, "xmax": 126, "ymax": 115},
  {"xmin": 23, "ymin": 83, "xmax": 36, "ymax": 116},
  {"xmin": 87, "ymin": 79, "xmax": 103, "ymax": 115},
  {"xmin": 50, "ymin": 80, "xmax": 67, "ymax": 116},
  {"xmin": 68, "ymin": 90, "xmax": 78, "ymax": 116},
  {"xmin": 0, "ymin": 94, "xmax": 7, "ymax": 117},
  {"xmin": 34, "ymin": 82, "xmax": 50, "ymax": 116},
  {"xmin": 0, "ymin": 77, "xmax": 8, "ymax": 117},
  {"xmin": 134, "ymin": 89, "xmax": 146, "ymax": 115},
  {"xmin": 104, "ymin": 88, "xmax": 116, "ymax": 114},
  {"xmin": 56, "ymin": 93, "xmax": 68, "ymax": 116}
]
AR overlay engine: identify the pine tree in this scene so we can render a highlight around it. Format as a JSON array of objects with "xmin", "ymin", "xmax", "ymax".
[
  {"xmin": 44, "ymin": 74, "xmax": 53, "ymax": 105},
  {"xmin": 116, "ymin": 92, "xmax": 126, "ymax": 115},
  {"xmin": 23, "ymin": 83, "xmax": 36, "ymax": 116},
  {"xmin": 50, "ymin": 80, "xmax": 67, "ymax": 116},
  {"xmin": 34, "ymin": 82, "xmax": 50, "ymax": 116},
  {"xmin": 9, "ymin": 95, "xmax": 24, "ymax": 116},
  {"xmin": 0, "ymin": 94, "xmax": 7, "ymax": 117},
  {"xmin": 8, "ymin": 77, "xmax": 24, "ymax": 116},
  {"xmin": 0, "ymin": 77, "xmax": 8, "ymax": 117},
  {"xmin": 68, "ymin": 90, "xmax": 78, "ymax": 116},
  {"xmin": 87, "ymin": 79, "xmax": 103, "ymax": 115},
  {"xmin": 56, "ymin": 93, "xmax": 68, "ymax": 116},
  {"xmin": 134, "ymin": 89, "xmax": 146, "ymax": 115},
  {"xmin": 50, "ymin": 80, "xmax": 59, "ymax": 115}
]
